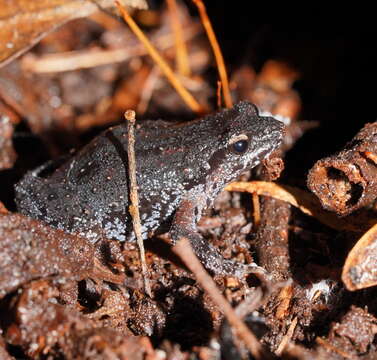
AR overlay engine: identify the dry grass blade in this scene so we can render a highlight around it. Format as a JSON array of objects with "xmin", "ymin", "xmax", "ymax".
[
  {"xmin": 166, "ymin": 0, "xmax": 191, "ymax": 77},
  {"xmin": 226, "ymin": 181, "xmax": 376, "ymax": 232},
  {"xmin": 342, "ymin": 222, "xmax": 377, "ymax": 291},
  {"xmin": 216, "ymin": 80, "xmax": 222, "ymax": 108},
  {"xmin": 125, "ymin": 110, "xmax": 152, "ymax": 297},
  {"xmin": 173, "ymin": 237, "xmax": 273, "ymax": 360},
  {"xmin": 0, "ymin": 0, "xmax": 147, "ymax": 68},
  {"xmin": 115, "ymin": 0, "xmax": 205, "ymax": 114},
  {"xmin": 21, "ymin": 21, "xmax": 202, "ymax": 73},
  {"xmin": 192, "ymin": 0, "xmax": 233, "ymax": 108}
]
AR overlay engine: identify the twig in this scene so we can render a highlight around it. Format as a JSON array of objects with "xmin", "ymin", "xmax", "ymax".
[
  {"xmin": 275, "ymin": 316, "xmax": 298, "ymax": 356},
  {"xmin": 92, "ymin": 257, "xmax": 125, "ymax": 285},
  {"xmin": 136, "ymin": 66, "xmax": 160, "ymax": 114},
  {"xmin": 124, "ymin": 110, "xmax": 152, "ymax": 297},
  {"xmin": 173, "ymin": 237, "xmax": 272, "ymax": 360},
  {"xmin": 166, "ymin": 0, "xmax": 191, "ymax": 77},
  {"xmin": 216, "ymin": 80, "xmax": 222, "ymax": 108},
  {"xmin": 115, "ymin": 1, "xmax": 205, "ymax": 114},
  {"xmin": 252, "ymin": 193, "xmax": 261, "ymax": 230},
  {"xmin": 192, "ymin": 0, "xmax": 233, "ymax": 108},
  {"xmin": 21, "ymin": 22, "xmax": 202, "ymax": 73}
]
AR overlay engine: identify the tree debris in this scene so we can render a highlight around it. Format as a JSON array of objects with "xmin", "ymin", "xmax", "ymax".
[
  {"xmin": 125, "ymin": 109, "xmax": 152, "ymax": 297},
  {"xmin": 342, "ymin": 222, "xmax": 377, "ymax": 290},
  {"xmin": 308, "ymin": 121, "xmax": 377, "ymax": 216},
  {"xmin": 0, "ymin": 0, "xmax": 147, "ymax": 67}
]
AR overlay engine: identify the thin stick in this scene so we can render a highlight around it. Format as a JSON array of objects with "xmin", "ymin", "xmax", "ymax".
[
  {"xmin": 252, "ymin": 193, "xmax": 261, "ymax": 230},
  {"xmin": 275, "ymin": 316, "xmax": 298, "ymax": 356},
  {"xmin": 136, "ymin": 66, "xmax": 160, "ymax": 114},
  {"xmin": 192, "ymin": 0, "xmax": 233, "ymax": 108},
  {"xmin": 21, "ymin": 22, "xmax": 202, "ymax": 73},
  {"xmin": 115, "ymin": 1, "xmax": 204, "ymax": 114},
  {"xmin": 173, "ymin": 238, "xmax": 272, "ymax": 360},
  {"xmin": 124, "ymin": 110, "xmax": 152, "ymax": 297},
  {"xmin": 166, "ymin": 0, "xmax": 191, "ymax": 77},
  {"xmin": 216, "ymin": 80, "xmax": 222, "ymax": 108}
]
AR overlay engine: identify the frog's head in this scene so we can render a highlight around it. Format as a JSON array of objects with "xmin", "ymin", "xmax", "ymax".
[{"xmin": 204, "ymin": 101, "xmax": 284, "ymax": 190}]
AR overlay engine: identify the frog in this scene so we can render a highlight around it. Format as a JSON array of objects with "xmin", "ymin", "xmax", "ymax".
[{"xmin": 15, "ymin": 101, "xmax": 284, "ymax": 276}]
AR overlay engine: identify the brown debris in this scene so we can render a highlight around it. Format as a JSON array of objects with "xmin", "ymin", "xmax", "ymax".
[
  {"xmin": 0, "ymin": 213, "xmax": 94, "ymax": 298},
  {"xmin": 115, "ymin": 0, "xmax": 205, "ymax": 114},
  {"xmin": 0, "ymin": 121, "xmax": 16, "ymax": 170},
  {"xmin": 318, "ymin": 306, "xmax": 377, "ymax": 358},
  {"xmin": 64, "ymin": 329, "xmax": 155, "ymax": 360},
  {"xmin": 0, "ymin": 61, "xmax": 79, "ymax": 148},
  {"xmin": 275, "ymin": 316, "xmax": 298, "ymax": 356},
  {"xmin": 342, "ymin": 222, "xmax": 377, "ymax": 290},
  {"xmin": 0, "ymin": 0, "xmax": 147, "ymax": 68},
  {"xmin": 231, "ymin": 61, "xmax": 301, "ymax": 121},
  {"xmin": 173, "ymin": 237, "xmax": 273, "ymax": 360},
  {"xmin": 226, "ymin": 181, "xmax": 376, "ymax": 232},
  {"xmin": 332, "ymin": 307, "xmax": 377, "ymax": 354},
  {"xmin": 21, "ymin": 20, "xmax": 202, "ymax": 74},
  {"xmin": 0, "ymin": 100, "xmax": 19, "ymax": 170},
  {"xmin": 254, "ymin": 197, "xmax": 291, "ymax": 282},
  {"xmin": 0, "ymin": 336, "xmax": 14, "ymax": 360},
  {"xmin": 308, "ymin": 121, "xmax": 377, "ymax": 216},
  {"xmin": 0, "ymin": 202, "xmax": 8, "ymax": 214},
  {"xmin": 261, "ymin": 153, "xmax": 285, "ymax": 181},
  {"xmin": 127, "ymin": 293, "xmax": 166, "ymax": 336},
  {"xmin": 3, "ymin": 279, "xmax": 153, "ymax": 359}
]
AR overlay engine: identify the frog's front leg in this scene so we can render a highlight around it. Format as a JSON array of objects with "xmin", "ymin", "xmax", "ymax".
[{"xmin": 170, "ymin": 198, "xmax": 248, "ymax": 277}]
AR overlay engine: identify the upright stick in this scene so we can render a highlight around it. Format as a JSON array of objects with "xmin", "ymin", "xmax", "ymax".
[{"xmin": 125, "ymin": 109, "xmax": 152, "ymax": 297}]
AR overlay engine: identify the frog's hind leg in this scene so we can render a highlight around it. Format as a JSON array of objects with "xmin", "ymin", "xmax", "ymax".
[{"xmin": 14, "ymin": 161, "xmax": 57, "ymax": 218}]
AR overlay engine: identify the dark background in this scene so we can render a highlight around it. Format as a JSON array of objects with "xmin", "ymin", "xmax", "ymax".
[{"xmin": 194, "ymin": 7, "xmax": 371, "ymax": 184}]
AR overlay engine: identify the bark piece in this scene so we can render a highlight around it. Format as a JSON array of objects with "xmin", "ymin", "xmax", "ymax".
[
  {"xmin": 4, "ymin": 280, "xmax": 152, "ymax": 359},
  {"xmin": 308, "ymin": 122, "xmax": 377, "ymax": 216},
  {"xmin": 320, "ymin": 306, "xmax": 377, "ymax": 357},
  {"xmin": 254, "ymin": 197, "xmax": 291, "ymax": 282},
  {"xmin": 0, "ymin": 100, "xmax": 19, "ymax": 170},
  {"xmin": 0, "ymin": 213, "xmax": 94, "ymax": 299}
]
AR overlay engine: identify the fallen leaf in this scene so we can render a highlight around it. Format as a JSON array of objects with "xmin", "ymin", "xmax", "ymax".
[
  {"xmin": 342, "ymin": 223, "xmax": 377, "ymax": 291},
  {"xmin": 0, "ymin": 0, "xmax": 148, "ymax": 67},
  {"xmin": 226, "ymin": 181, "xmax": 376, "ymax": 232}
]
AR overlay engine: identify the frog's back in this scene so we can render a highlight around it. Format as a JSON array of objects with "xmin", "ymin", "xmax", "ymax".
[{"xmin": 15, "ymin": 120, "xmax": 195, "ymax": 242}]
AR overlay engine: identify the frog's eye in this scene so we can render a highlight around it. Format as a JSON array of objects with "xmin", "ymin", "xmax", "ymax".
[
  {"xmin": 229, "ymin": 134, "xmax": 249, "ymax": 154},
  {"xmin": 233, "ymin": 140, "xmax": 248, "ymax": 153}
]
